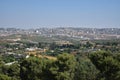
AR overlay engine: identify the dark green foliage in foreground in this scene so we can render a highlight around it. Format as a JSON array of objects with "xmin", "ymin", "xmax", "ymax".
[
  {"xmin": 55, "ymin": 53, "xmax": 76, "ymax": 80},
  {"xmin": 0, "ymin": 74, "xmax": 11, "ymax": 80},
  {"xmin": 20, "ymin": 57, "xmax": 46, "ymax": 80},
  {"xmin": 0, "ymin": 63, "xmax": 20, "ymax": 80},
  {"xmin": 89, "ymin": 51, "xmax": 120, "ymax": 80},
  {"xmin": 20, "ymin": 53, "xmax": 76, "ymax": 80},
  {"xmin": 74, "ymin": 55, "xmax": 99, "ymax": 80},
  {"xmin": 0, "ymin": 51, "xmax": 120, "ymax": 80},
  {"xmin": 2, "ymin": 54, "xmax": 15, "ymax": 63}
]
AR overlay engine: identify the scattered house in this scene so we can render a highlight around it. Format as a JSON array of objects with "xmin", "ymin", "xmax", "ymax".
[
  {"xmin": 25, "ymin": 47, "xmax": 47, "ymax": 55},
  {"xmin": 5, "ymin": 52, "xmax": 26, "ymax": 59},
  {"xmin": 25, "ymin": 55, "xmax": 30, "ymax": 58},
  {"xmin": 26, "ymin": 47, "xmax": 36, "ymax": 51},
  {"xmin": 5, "ymin": 61, "xmax": 18, "ymax": 66},
  {"xmin": 6, "ymin": 52, "xmax": 15, "ymax": 55},
  {"xmin": 55, "ymin": 40, "xmax": 73, "ymax": 45},
  {"xmin": 7, "ymin": 38, "xmax": 21, "ymax": 42}
]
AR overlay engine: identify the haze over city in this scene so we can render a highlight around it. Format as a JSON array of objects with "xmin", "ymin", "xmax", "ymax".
[
  {"xmin": 0, "ymin": 0, "xmax": 120, "ymax": 29},
  {"xmin": 1, "ymin": 1, "xmax": 120, "ymax": 80}
]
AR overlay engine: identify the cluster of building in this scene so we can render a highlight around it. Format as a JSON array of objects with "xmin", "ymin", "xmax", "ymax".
[{"xmin": 0, "ymin": 27, "xmax": 120, "ymax": 40}]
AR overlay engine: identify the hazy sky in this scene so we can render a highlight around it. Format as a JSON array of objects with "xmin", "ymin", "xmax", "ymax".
[{"xmin": 0, "ymin": 0, "xmax": 120, "ymax": 29}]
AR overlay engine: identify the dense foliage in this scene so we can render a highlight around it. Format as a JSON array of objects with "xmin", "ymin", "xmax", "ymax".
[
  {"xmin": 0, "ymin": 39, "xmax": 120, "ymax": 80},
  {"xmin": 89, "ymin": 51, "xmax": 120, "ymax": 80},
  {"xmin": 0, "ymin": 51, "xmax": 120, "ymax": 80}
]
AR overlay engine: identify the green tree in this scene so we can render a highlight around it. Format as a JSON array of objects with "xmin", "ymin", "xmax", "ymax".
[
  {"xmin": 20, "ymin": 57, "xmax": 44, "ymax": 80},
  {"xmin": 89, "ymin": 51, "xmax": 120, "ymax": 80},
  {"xmin": 85, "ymin": 41, "xmax": 93, "ymax": 48},
  {"xmin": 75, "ymin": 55, "xmax": 99, "ymax": 80},
  {"xmin": 20, "ymin": 56, "xmax": 55, "ymax": 80},
  {"xmin": 0, "ymin": 74, "xmax": 11, "ymax": 80},
  {"xmin": 55, "ymin": 53, "xmax": 76, "ymax": 80},
  {"xmin": 2, "ymin": 54, "xmax": 15, "ymax": 63},
  {"xmin": 8, "ymin": 63, "xmax": 20, "ymax": 80},
  {"xmin": 50, "ymin": 42, "xmax": 57, "ymax": 50},
  {"xmin": 0, "ymin": 63, "xmax": 20, "ymax": 80},
  {"xmin": 20, "ymin": 53, "xmax": 76, "ymax": 80}
]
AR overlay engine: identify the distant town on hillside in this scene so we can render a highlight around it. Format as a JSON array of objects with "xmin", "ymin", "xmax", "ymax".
[{"xmin": 0, "ymin": 27, "xmax": 120, "ymax": 40}]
